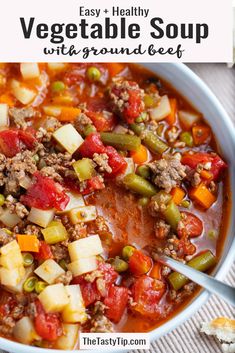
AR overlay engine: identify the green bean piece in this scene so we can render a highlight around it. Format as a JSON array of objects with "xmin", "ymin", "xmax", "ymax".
[
  {"xmin": 122, "ymin": 245, "xmax": 136, "ymax": 261},
  {"xmin": 23, "ymin": 253, "xmax": 34, "ymax": 267},
  {"xmin": 23, "ymin": 276, "xmax": 38, "ymax": 293},
  {"xmin": 100, "ymin": 132, "xmax": 141, "ymax": 151},
  {"xmin": 112, "ymin": 257, "xmax": 129, "ymax": 273},
  {"xmin": 168, "ymin": 251, "xmax": 217, "ymax": 290},
  {"xmin": 180, "ymin": 132, "xmax": 194, "ymax": 147},
  {"xmin": 123, "ymin": 173, "xmax": 157, "ymax": 197},
  {"xmin": 130, "ymin": 124, "xmax": 169, "ymax": 154},
  {"xmin": 0, "ymin": 194, "xmax": 5, "ymax": 206},
  {"xmin": 138, "ymin": 197, "xmax": 150, "ymax": 207},
  {"xmin": 136, "ymin": 165, "xmax": 151, "ymax": 179},
  {"xmin": 35, "ymin": 281, "xmax": 47, "ymax": 294},
  {"xmin": 164, "ymin": 201, "xmax": 181, "ymax": 231},
  {"xmin": 83, "ymin": 124, "xmax": 96, "ymax": 137},
  {"xmin": 51, "ymin": 81, "xmax": 65, "ymax": 93},
  {"xmin": 86, "ymin": 66, "xmax": 101, "ymax": 82},
  {"xmin": 59, "ymin": 259, "xmax": 68, "ymax": 271},
  {"xmin": 73, "ymin": 158, "xmax": 96, "ymax": 181},
  {"xmin": 135, "ymin": 112, "xmax": 148, "ymax": 123}
]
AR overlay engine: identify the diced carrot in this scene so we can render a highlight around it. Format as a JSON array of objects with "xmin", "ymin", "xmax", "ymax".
[
  {"xmin": 171, "ymin": 187, "xmax": 185, "ymax": 205},
  {"xmin": 0, "ymin": 94, "xmax": 15, "ymax": 107},
  {"xmin": 108, "ymin": 63, "xmax": 125, "ymax": 77},
  {"xmin": 200, "ymin": 170, "xmax": 213, "ymax": 180},
  {"xmin": 165, "ymin": 98, "xmax": 177, "ymax": 125},
  {"xmin": 150, "ymin": 263, "xmax": 162, "ymax": 280},
  {"xmin": 17, "ymin": 234, "xmax": 39, "ymax": 252},
  {"xmin": 192, "ymin": 124, "xmax": 211, "ymax": 145},
  {"xmin": 58, "ymin": 107, "xmax": 81, "ymax": 122},
  {"xmin": 130, "ymin": 144, "xmax": 148, "ymax": 164},
  {"xmin": 189, "ymin": 183, "xmax": 216, "ymax": 209}
]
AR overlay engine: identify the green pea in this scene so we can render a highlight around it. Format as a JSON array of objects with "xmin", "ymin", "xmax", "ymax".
[
  {"xmin": 0, "ymin": 194, "xmax": 5, "ymax": 206},
  {"xmin": 136, "ymin": 165, "xmax": 151, "ymax": 179},
  {"xmin": 122, "ymin": 245, "xmax": 135, "ymax": 261},
  {"xmin": 180, "ymin": 200, "xmax": 191, "ymax": 208},
  {"xmin": 51, "ymin": 81, "xmax": 65, "ymax": 93},
  {"xmin": 23, "ymin": 276, "xmax": 38, "ymax": 292},
  {"xmin": 23, "ymin": 253, "xmax": 34, "ymax": 267},
  {"xmin": 86, "ymin": 67, "xmax": 101, "ymax": 82},
  {"xmin": 83, "ymin": 124, "xmax": 96, "ymax": 137},
  {"xmin": 180, "ymin": 132, "xmax": 194, "ymax": 147},
  {"xmin": 33, "ymin": 154, "xmax": 39, "ymax": 164},
  {"xmin": 112, "ymin": 257, "xmax": 129, "ymax": 273},
  {"xmin": 138, "ymin": 197, "xmax": 150, "ymax": 207},
  {"xmin": 59, "ymin": 259, "xmax": 67, "ymax": 271},
  {"xmin": 35, "ymin": 281, "xmax": 47, "ymax": 294}
]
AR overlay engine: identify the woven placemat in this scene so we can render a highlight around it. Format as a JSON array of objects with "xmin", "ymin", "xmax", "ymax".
[{"xmin": 131, "ymin": 63, "xmax": 235, "ymax": 353}]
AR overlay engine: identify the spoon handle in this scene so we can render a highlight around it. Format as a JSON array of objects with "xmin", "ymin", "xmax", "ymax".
[{"xmin": 158, "ymin": 255, "xmax": 235, "ymax": 307}]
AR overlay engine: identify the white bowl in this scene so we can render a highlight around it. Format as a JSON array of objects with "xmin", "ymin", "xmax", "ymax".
[{"xmin": 1, "ymin": 63, "xmax": 235, "ymax": 353}]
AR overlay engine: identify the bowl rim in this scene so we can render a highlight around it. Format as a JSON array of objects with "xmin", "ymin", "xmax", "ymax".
[{"xmin": 0, "ymin": 62, "xmax": 235, "ymax": 353}]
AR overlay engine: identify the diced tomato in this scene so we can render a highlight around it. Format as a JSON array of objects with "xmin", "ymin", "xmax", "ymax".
[
  {"xmin": 0, "ymin": 130, "xmax": 21, "ymax": 157},
  {"xmin": 181, "ymin": 152, "xmax": 227, "ymax": 181},
  {"xmin": 123, "ymin": 89, "xmax": 144, "ymax": 124},
  {"xmin": 104, "ymin": 146, "xmax": 127, "ymax": 177},
  {"xmin": 81, "ymin": 176, "xmax": 105, "ymax": 195},
  {"xmin": 131, "ymin": 275, "xmax": 165, "ymax": 316},
  {"xmin": 72, "ymin": 276, "xmax": 101, "ymax": 307},
  {"xmin": 21, "ymin": 172, "xmax": 69, "ymax": 211},
  {"xmin": 87, "ymin": 111, "xmax": 116, "ymax": 132},
  {"xmin": 34, "ymin": 241, "xmax": 54, "ymax": 261},
  {"xmin": 129, "ymin": 250, "xmax": 152, "ymax": 276},
  {"xmin": 18, "ymin": 129, "xmax": 37, "ymax": 149},
  {"xmin": 104, "ymin": 286, "xmax": 129, "ymax": 323},
  {"xmin": 34, "ymin": 300, "xmax": 62, "ymax": 341},
  {"xmin": 79, "ymin": 133, "xmax": 106, "ymax": 158},
  {"xmin": 98, "ymin": 262, "xmax": 118, "ymax": 291},
  {"xmin": 178, "ymin": 212, "xmax": 203, "ymax": 238},
  {"xmin": 178, "ymin": 238, "xmax": 196, "ymax": 256}
]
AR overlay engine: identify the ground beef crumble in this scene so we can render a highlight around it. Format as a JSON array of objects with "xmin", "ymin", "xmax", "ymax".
[
  {"xmin": 90, "ymin": 301, "xmax": 114, "ymax": 333},
  {"xmin": 9, "ymin": 107, "xmax": 38, "ymax": 129},
  {"xmin": 93, "ymin": 153, "xmax": 112, "ymax": 174},
  {"xmin": 149, "ymin": 154, "xmax": 186, "ymax": 193}
]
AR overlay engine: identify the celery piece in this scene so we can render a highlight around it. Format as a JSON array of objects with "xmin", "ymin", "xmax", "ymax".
[
  {"xmin": 42, "ymin": 221, "xmax": 68, "ymax": 244},
  {"xmin": 100, "ymin": 132, "xmax": 141, "ymax": 151},
  {"xmin": 164, "ymin": 201, "xmax": 181, "ymax": 231},
  {"xmin": 123, "ymin": 173, "xmax": 157, "ymax": 197},
  {"xmin": 73, "ymin": 158, "xmax": 96, "ymax": 182},
  {"xmin": 168, "ymin": 251, "xmax": 217, "ymax": 290}
]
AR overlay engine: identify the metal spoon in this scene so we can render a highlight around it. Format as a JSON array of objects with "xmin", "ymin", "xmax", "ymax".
[{"xmin": 155, "ymin": 254, "xmax": 235, "ymax": 307}]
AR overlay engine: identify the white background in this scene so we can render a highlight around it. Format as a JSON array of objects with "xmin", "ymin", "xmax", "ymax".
[{"xmin": 0, "ymin": 0, "xmax": 233, "ymax": 62}]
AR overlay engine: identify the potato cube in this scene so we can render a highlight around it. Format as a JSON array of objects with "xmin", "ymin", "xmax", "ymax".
[
  {"xmin": 28, "ymin": 207, "xmax": 55, "ymax": 228},
  {"xmin": 68, "ymin": 235, "xmax": 103, "ymax": 262},
  {"xmin": 20, "ymin": 63, "xmax": 40, "ymax": 80},
  {"xmin": 34, "ymin": 259, "xmax": 65, "ymax": 284},
  {"xmin": 38, "ymin": 283, "xmax": 69, "ymax": 313},
  {"xmin": 0, "ymin": 266, "xmax": 25, "ymax": 287},
  {"xmin": 62, "ymin": 285, "xmax": 87, "ymax": 323},
  {"xmin": 150, "ymin": 95, "xmax": 171, "ymax": 121},
  {"xmin": 13, "ymin": 316, "xmax": 41, "ymax": 344},
  {"xmin": 0, "ymin": 209, "xmax": 21, "ymax": 228},
  {"xmin": 0, "ymin": 251, "xmax": 23, "ymax": 269},
  {"xmin": 56, "ymin": 323, "xmax": 79, "ymax": 350},
  {"xmin": 48, "ymin": 63, "xmax": 67, "ymax": 72},
  {"xmin": 5, "ymin": 266, "xmax": 34, "ymax": 293},
  {"xmin": 57, "ymin": 192, "xmax": 85, "ymax": 214},
  {"xmin": 53, "ymin": 124, "xmax": 84, "ymax": 154},
  {"xmin": 117, "ymin": 157, "xmax": 134, "ymax": 181},
  {"xmin": 11, "ymin": 79, "xmax": 36, "ymax": 105},
  {"xmin": 0, "ymin": 239, "xmax": 21, "ymax": 256},
  {"xmin": 0, "ymin": 103, "xmax": 9, "ymax": 127},
  {"xmin": 69, "ymin": 206, "xmax": 97, "ymax": 224},
  {"xmin": 68, "ymin": 256, "xmax": 98, "ymax": 277}
]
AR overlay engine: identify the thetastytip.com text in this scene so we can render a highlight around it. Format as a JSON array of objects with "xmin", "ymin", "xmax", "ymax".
[{"xmin": 79, "ymin": 333, "xmax": 150, "ymax": 350}]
